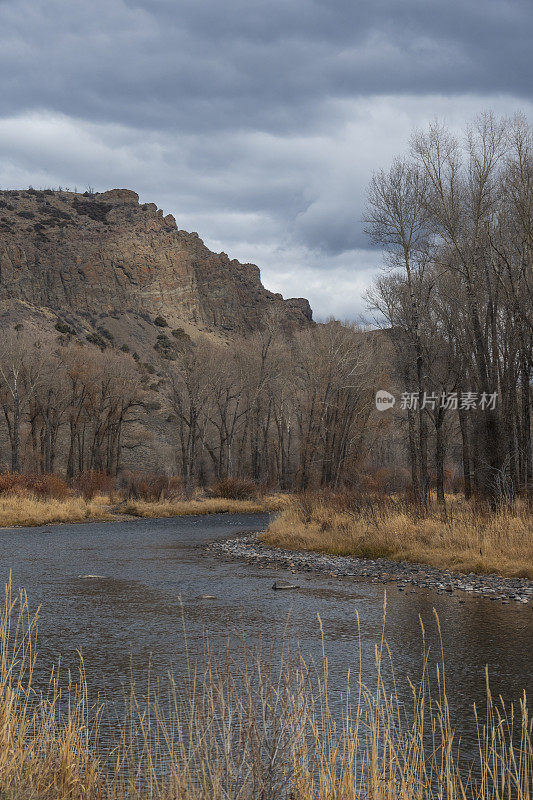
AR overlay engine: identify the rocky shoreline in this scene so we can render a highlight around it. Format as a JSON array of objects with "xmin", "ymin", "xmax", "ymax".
[{"xmin": 211, "ymin": 533, "xmax": 533, "ymax": 605}]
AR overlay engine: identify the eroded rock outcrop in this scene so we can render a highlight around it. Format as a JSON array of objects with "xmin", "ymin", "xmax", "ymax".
[{"xmin": 0, "ymin": 187, "xmax": 312, "ymax": 336}]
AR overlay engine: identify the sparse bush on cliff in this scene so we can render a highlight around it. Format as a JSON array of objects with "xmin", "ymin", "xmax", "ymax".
[
  {"xmin": 85, "ymin": 332, "xmax": 108, "ymax": 349},
  {"xmin": 97, "ymin": 326, "xmax": 114, "ymax": 342},
  {"xmin": 55, "ymin": 320, "xmax": 76, "ymax": 335}
]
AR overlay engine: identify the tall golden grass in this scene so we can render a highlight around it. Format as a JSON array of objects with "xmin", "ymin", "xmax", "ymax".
[
  {"xmin": 123, "ymin": 496, "xmax": 261, "ymax": 517},
  {"xmin": 0, "ymin": 493, "xmax": 112, "ymax": 528},
  {"xmin": 122, "ymin": 493, "xmax": 290, "ymax": 518},
  {"xmin": 0, "ymin": 491, "xmax": 289, "ymax": 528},
  {"xmin": 0, "ymin": 580, "xmax": 530, "ymax": 799},
  {"xmin": 262, "ymin": 494, "xmax": 533, "ymax": 578}
]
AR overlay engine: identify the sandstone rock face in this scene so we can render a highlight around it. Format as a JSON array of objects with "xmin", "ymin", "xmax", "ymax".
[{"xmin": 0, "ymin": 188, "xmax": 312, "ymax": 336}]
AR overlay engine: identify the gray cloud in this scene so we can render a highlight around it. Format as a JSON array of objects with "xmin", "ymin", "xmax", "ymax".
[
  {"xmin": 0, "ymin": 0, "xmax": 531, "ymax": 317},
  {"xmin": 1, "ymin": 0, "xmax": 531, "ymax": 133}
]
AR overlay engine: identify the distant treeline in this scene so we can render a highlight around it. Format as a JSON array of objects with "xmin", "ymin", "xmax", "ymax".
[{"xmin": 0, "ymin": 320, "xmax": 376, "ymax": 491}]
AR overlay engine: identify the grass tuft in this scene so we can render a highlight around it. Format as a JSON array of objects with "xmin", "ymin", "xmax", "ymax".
[{"xmin": 122, "ymin": 496, "xmax": 265, "ymax": 517}]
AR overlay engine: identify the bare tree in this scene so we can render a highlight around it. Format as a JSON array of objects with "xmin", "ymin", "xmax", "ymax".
[{"xmin": 0, "ymin": 330, "xmax": 44, "ymax": 472}]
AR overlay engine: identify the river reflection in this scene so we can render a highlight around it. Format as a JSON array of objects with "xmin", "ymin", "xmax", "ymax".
[{"xmin": 0, "ymin": 513, "xmax": 531, "ymax": 757}]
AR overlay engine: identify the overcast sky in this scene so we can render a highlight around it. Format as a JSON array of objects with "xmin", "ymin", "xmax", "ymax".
[{"xmin": 0, "ymin": 0, "xmax": 531, "ymax": 320}]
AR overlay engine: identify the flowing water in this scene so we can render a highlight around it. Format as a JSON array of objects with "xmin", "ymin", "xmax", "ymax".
[{"xmin": 1, "ymin": 512, "xmax": 531, "ymax": 757}]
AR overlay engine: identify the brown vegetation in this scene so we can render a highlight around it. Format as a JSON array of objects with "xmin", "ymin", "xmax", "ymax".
[
  {"xmin": 211, "ymin": 476, "xmax": 259, "ymax": 499},
  {"xmin": 121, "ymin": 497, "xmax": 265, "ymax": 517},
  {"xmin": 0, "ymin": 582, "xmax": 530, "ymax": 800},
  {"xmin": 121, "ymin": 486, "xmax": 289, "ymax": 518},
  {"xmin": 0, "ymin": 494, "xmax": 111, "ymax": 528},
  {"xmin": 119, "ymin": 470, "xmax": 184, "ymax": 501},
  {"xmin": 262, "ymin": 492, "xmax": 533, "ymax": 578},
  {"xmin": 121, "ymin": 497, "xmax": 266, "ymax": 517},
  {"xmin": 0, "ymin": 470, "xmax": 285, "ymax": 527},
  {"xmin": 0, "ymin": 471, "xmax": 71, "ymax": 499}
]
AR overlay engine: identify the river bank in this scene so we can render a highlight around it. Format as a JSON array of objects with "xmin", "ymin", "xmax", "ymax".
[
  {"xmin": 213, "ymin": 533, "xmax": 533, "ymax": 603},
  {"xmin": 0, "ymin": 493, "xmax": 282, "ymax": 528},
  {"xmin": 261, "ymin": 495, "xmax": 533, "ymax": 579}
]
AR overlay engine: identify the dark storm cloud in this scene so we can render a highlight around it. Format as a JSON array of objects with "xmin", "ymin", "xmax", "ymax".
[
  {"xmin": 0, "ymin": 0, "xmax": 531, "ymax": 317},
  {"xmin": 0, "ymin": 0, "xmax": 531, "ymax": 134}
]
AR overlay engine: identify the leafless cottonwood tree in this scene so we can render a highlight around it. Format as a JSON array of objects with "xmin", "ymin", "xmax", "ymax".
[
  {"xmin": 164, "ymin": 321, "xmax": 375, "ymax": 490},
  {"xmin": 0, "ymin": 331, "xmax": 45, "ymax": 472},
  {"xmin": 365, "ymin": 159, "xmax": 431, "ymax": 506},
  {"xmin": 366, "ymin": 112, "xmax": 533, "ymax": 505}
]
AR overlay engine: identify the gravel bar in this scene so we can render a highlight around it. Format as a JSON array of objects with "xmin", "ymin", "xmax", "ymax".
[{"xmin": 211, "ymin": 533, "xmax": 533, "ymax": 604}]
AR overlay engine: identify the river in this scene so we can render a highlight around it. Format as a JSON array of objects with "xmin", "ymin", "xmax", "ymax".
[{"xmin": 0, "ymin": 512, "xmax": 531, "ymax": 758}]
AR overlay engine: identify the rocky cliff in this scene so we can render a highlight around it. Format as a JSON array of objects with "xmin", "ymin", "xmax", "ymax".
[{"xmin": 0, "ymin": 187, "xmax": 312, "ymax": 341}]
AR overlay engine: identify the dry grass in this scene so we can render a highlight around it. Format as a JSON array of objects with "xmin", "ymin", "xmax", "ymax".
[
  {"xmin": 0, "ymin": 493, "xmax": 112, "ymax": 528},
  {"xmin": 0, "ymin": 490, "xmax": 291, "ymax": 528},
  {"xmin": 261, "ymin": 494, "xmax": 533, "ymax": 578},
  {"xmin": 121, "ymin": 493, "xmax": 291, "ymax": 518},
  {"xmin": 0, "ymin": 581, "xmax": 530, "ymax": 800},
  {"xmin": 122, "ymin": 497, "xmax": 266, "ymax": 517}
]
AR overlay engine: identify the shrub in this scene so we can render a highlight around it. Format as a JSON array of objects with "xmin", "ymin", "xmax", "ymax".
[
  {"xmin": 72, "ymin": 197, "xmax": 108, "ymax": 223},
  {"xmin": 120, "ymin": 472, "xmax": 183, "ymax": 501},
  {"xmin": 73, "ymin": 471, "xmax": 114, "ymax": 500},
  {"xmin": 171, "ymin": 328, "xmax": 190, "ymax": 343},
  {"xmin": 370, "ymin": 466, "xmax": 411, "ymax": 494},
  {"xmin": 0, "ymin": 472, "xmax": 71, "ymax": 499},
  {"xmin": 30, "ymin": 474, "xmax": 71, "ymax": 500},
  {"xmin": 293, "ymin": 488, "xmax": 400, "ymax": 521},
  {"xmin": 212, "ymin": 477, "xmax": 258, "ymax": 500},
  {"xmin": 55, "ymin": 320, "xmax": 76, "ymax": 335},
  {"xmin": 154, "ymin": 316, "xmax": 168, "ymax": 327},
  {"xmin": 86, "ymin": 332, "xmax": 107, "ymax": 349},
  {"xmin": 0, "ymin": 473, "xmax": 26, "ymax": 495},
  {"xmin": 97, "ymin": 326, "xmax": 114, "ymax": 342}
]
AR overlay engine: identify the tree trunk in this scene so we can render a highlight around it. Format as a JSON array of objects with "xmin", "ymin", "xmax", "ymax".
[
  {"xmin": 434, "ymin": 408, "xmax": 445, "ymax": 507},
  {"xmin": 11, "ymin": 390, "xmax": 21, "ymax": 473},
  {"xmin": 458, "ymin": 403, "xmax": 472, "ymax": 499}
]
